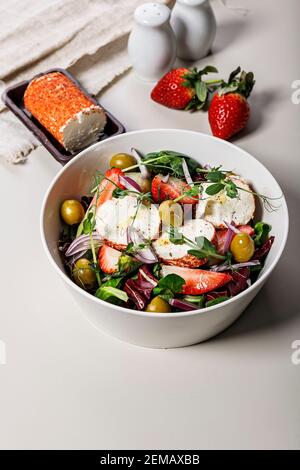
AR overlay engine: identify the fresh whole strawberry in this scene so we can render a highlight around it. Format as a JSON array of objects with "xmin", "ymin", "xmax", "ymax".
[
  {"xmin": 151, "ymin": 65, "xmax": 218, "ymax": 110},
  {"xmin": 209, "ymin": 67, "xmax": 255, "ymax": 140}
]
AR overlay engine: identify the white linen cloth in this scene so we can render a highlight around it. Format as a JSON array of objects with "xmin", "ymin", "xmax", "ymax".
[
  {"xmin": 0, "ymin": 0, "xmax": 246, "ymax": 163},
  {"xmin": 0, "ymin": 0, "xmax": 170, "ymax": 163}
]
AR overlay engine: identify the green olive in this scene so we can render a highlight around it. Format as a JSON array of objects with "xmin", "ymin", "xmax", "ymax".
[
  {"xmin": 230, "ymin": 233, "xmax": 255, "ymax": 262},
  {"xmin": 146, "ymin": 296, "xmax": 171, "ymax": 313},
  {"xmin": 60, "ymin": 199, "xmax": 85, "ymax": 225},
  {"xmin": 127, "ymin": 172, "xmax": 151, "ymax": 193},
  {"xmin": 73, "ymin": 258, "xmax": 96, "ymax": 290},
  {"xmin": 159, "ymin": 200, "xmax": 183, "ymax": 227},
  {"xmin": 110, "ymin": 153, "xmax": 137, "ymax": 170}
]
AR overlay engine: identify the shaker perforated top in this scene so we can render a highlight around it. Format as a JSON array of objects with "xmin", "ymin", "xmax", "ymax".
[{"xmin": 134, "ymin": 2, "xmax": 171, "ymax": 27}]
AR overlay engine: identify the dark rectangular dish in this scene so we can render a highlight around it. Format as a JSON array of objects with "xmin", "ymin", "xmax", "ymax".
[{"xmin": 1, "ymin": 68, "xmax": 125, "ymax": 165}]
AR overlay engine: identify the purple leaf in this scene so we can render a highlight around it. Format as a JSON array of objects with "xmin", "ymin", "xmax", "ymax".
[
  {"xmin": 169, "ymin": 299, "xmax": 197, "ymax": 311},
  {"xmin": 124, "ymin": 279, "xmax": 147, "ymax": 310},
  {"xmin": 206, "ymin": 290, "xmax": 229, "ymax": 302},
  {"xmin": 193, "ymin": 173, "xmax": 206, "ymax": 183},
  {"xmin": 227, "ymin": 267, "xmax": 250, "ymax": 296},
  {"xmin": 138, "ymin": 265, "xmax": 158, "ymax": 285},
  {"xmin": 123, "ymin": 266, "xmax": 158, "ymax": 309},
  {"xmin": 136, "ymin": 265, "xmax": 158, "ymax": 299},
  {"xmin": 252, "ymin": 236, "xmax": 275, "ymax": 261}
]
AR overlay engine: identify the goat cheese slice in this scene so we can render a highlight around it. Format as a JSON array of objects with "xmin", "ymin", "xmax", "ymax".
[
  {"xmin": 96, "ymin": 196, "xmax": 160, "ymax": 249},
  {"xmin": 195, "ymin": 177, "xmax": 255, "ymax": 228},
  {"xmin": 152, "ymin": 219, "xmax": 215, "ymax": 262}
]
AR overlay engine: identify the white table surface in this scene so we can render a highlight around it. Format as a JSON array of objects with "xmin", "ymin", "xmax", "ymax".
[{"xmin": 0, "ymin": 0, "xmax": 299, "ymax": 450}]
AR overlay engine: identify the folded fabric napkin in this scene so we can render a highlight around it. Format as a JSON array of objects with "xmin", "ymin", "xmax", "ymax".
[
  {"xmin": 0, "ymin": 0, "xmax": 246, "ymax": 163},
  {"xmin": 0, "ymin": 0, "xmax": 170, "ymax": 163}
]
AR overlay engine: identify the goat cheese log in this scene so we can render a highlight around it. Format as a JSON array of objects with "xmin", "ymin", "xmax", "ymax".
[{"xmin": 24, "ymin": 72, "xmax": 107, "ymax": 151}]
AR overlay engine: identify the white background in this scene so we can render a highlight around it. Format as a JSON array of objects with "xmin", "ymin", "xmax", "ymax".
[{"xmin": 0, "ymin": 0, "xmax": 299, "ymax": 449}]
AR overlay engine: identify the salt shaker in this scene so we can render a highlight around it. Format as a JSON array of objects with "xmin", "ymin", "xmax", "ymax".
[
  {"xmin": 170, "ymin": 0, "xmax": 216, "ymax": 61},
  {"xmin": 128, "ymin": 3, "xmax": 176, "ymax": 81}
]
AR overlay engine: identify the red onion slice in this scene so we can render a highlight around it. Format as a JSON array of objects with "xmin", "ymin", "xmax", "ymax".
[
  {"xmin": 161, "ymin": 173, "xmax": 170, "ymax": 183},
  {"xmin": 210, "ymin": 261, "xmax": 229, "ymax": 271},
  {"xmin": 127, "ymin": 227, "xmax": 158, "ymax": 264},
  {"xmin": 169, "ymin": 299, "xmax": 198, "ymax": 311},
  {"xmin": 182, "ymin": 158, "xmax": 193, "ymax": 185},
  {"xmin": 224, "ymin": 221, "xmax": 241, "ymax": 234},
  {"xmin": 131, "ymin": 148, "xmax": 150, "ymax": 179},
  {"xmin": 67, "ymin": 241, "xmax": 101, "ymax": 256},
  {"xmin": 119, "ymin": 175, "xmax": 141, "ymax": 192},
  {"xmin": 66, "ymin": 232, "xmax": 102, "ymax": 257},
  {"xmin": 222, "ymin": 227, "xmax": 235, "ymax": 254},
  {"xmin": 212, "ymin": 260, "xmax": 260, "ymax": 272}
]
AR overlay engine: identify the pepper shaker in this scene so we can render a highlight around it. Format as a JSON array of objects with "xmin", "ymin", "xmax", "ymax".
[
  {"xmin": 128, "ymin": 2, "xmax": 176, "ymax": 81},
  {"xmin": 170, "ymin": 0, "xmax": 216, "ymax": 61}
]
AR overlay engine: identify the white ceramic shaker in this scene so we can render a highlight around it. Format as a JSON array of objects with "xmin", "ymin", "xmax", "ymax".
[
  {"xmin": 128, "ymin": 2, "xmax": 176, "ymax": 81},
  {"xmin": 170, "ymin": 0, "xmax": 216, "ymax": 61}
]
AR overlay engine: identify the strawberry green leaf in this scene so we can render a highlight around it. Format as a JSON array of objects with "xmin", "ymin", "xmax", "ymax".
[
  {"xmin": 218, "ymin": 83, "xmax": 239, "ymax": 96},
  {"xmin": 181, "ymin": 80, "xmax": 192, "ymax": 88},
  {"xmin": 218, "ymin": 66, "xmax": 255, "ymax": 98},
  {"xmin": 201, "ymin": 65, "xmax": 218, "ymax": 75},
  {"xmin": 195, "ymin": 80, "xmax": 207, "ymax": 103},
  {"xmin": 228, "ymin": 66, "xmax": 241, "ymax": 83},
  {"xmin": 196, "ymin": 101, "xmax": 206, "ymax": 111}
]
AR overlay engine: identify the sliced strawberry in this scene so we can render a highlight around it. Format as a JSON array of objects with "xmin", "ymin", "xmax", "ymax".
[
  {"xmin": 239, "ymin": 225, "xmax": 255, "ymax": 236},
  {"xmin": 161, "ymin": 265, "xmax": 232, "ymax": 295},
  {"xmin": 151, "ymin": 174, "xmax": 198, "ymax": 204},
  {"xmin": 98, "ymin": 244, "xmax": 121, "ymax": 274},
  {"xmin": 89, "ymin": 168, "xmax": 125, "ymax": 208},
  {"xmin": 96, "ymin": 168, "xmax": 126, "ymax": 207},
  {"xmin": 215, "ymin": 225, "xmax": 254, "ymax": 254},
  {"xmin": 215, "ymin": 229, "xmax": 228, "ymax": 254}
]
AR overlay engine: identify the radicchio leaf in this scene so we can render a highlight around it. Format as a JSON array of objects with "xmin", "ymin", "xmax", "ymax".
[
  {"xmin": 169, "ymin": 299, "xmax": 198, "ymax": 311},
  {"xmin": 123, "ymin": 266, "xmax": 158, "ymax": 309},
  {"xmin": 137, "ymin": 265, "xmax": 158, "ymax": 299},
  {"xmin": 227, "ymin": 267, "xmax": 250, "ymax": 297},
  {"xmin": 251, "ymin": 236, "xmax": 275, "ymax": 261},
  {"xmin": 124, "ymin": 279, "xmax": 147, "ymax": 310},
  {"xmin": 193, "ymin": 173, "xmax": 206, "ymax": 183},
  {"xmin": 206, "ymin": 290, "xmax": 229, "ymax": 302}
]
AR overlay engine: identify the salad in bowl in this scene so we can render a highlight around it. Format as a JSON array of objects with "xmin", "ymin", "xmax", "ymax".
[{"xmin": 58, "ymin": 148, "xmax": 276, "ymax": 313}]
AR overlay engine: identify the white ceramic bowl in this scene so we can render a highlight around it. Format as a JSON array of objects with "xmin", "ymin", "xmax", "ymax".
[{"xmin": 41, "ymin": 129, "xmax": 288, "ymax": 348}]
